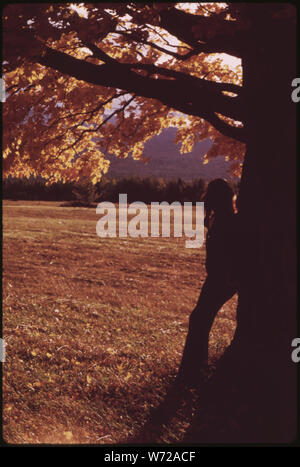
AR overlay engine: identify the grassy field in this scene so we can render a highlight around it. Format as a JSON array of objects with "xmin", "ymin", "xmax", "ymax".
[{"xmin": 2, "ymin": 200, "xmax": 237, "ymax": 444}]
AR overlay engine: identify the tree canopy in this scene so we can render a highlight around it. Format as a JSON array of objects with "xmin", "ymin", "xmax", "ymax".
[{"xmin": 3, "ymin": 3, "xmax": 294, "ymax": 183}]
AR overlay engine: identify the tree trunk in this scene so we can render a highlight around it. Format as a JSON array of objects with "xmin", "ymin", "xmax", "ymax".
[{"xmin": 217, "ymin": 13, "xmax": 297, "ymax": 442}]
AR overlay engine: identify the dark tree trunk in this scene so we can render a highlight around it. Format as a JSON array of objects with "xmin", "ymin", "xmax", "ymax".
[{"xmin": 218, "ymin": 12, "xmax": 297, "ymax": 442}]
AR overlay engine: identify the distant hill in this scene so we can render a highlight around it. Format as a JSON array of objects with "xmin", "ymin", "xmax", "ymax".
[{"xmin": 104, "ymin": 127, "xmax": 233, "ymax": 181}]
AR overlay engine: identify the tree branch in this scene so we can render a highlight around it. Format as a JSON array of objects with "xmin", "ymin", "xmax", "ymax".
[
  {"xmin": 157, "ymin": 7, "xmax": 243, "ymax": 57},
  {"xmin": 115, "ymin": 31, "xmax": 188, "ymax": 60},
  {"xmin": 75, "ymin": 42, "xmax": 242, "ymax": 99},
  {"xmin": 41, "ymin": 90, "xmax": 128, "ymax": 143},
  {"xmin": 36, "ymin": 44, "xmax": 245, "ymax": 142},
  {"xmin": 57, "ymin": 94, "xmax": 136, "ymax": 156}
]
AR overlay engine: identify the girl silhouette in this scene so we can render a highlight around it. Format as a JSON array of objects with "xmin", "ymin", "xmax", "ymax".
[{"xmin": 177, "ymin": 179, "xmax": 239, "ymax": 386}]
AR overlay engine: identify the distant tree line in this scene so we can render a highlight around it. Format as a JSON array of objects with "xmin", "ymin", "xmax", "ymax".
[{"xmin": 3, "ymin": 176, "xmax": 238, "ymax": 205}]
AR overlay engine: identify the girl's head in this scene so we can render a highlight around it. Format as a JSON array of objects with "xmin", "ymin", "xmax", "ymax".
[{"xmin": 203, "ymin": 179, "xmax": 234, "ymax": 214}]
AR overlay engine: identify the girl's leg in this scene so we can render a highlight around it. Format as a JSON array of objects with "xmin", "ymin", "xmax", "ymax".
[{"xmin": 177, "ymin": 276, "xmax": 236, "ymax": 384}]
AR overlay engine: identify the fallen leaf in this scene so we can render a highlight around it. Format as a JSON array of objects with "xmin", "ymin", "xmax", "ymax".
[
  {"xmin": 63, "ymin": 431, "xmax": 73, "ymax": 441},
  {"xmin": 86, "ymin": 374, "xmax": 92, "ymax": 384}
]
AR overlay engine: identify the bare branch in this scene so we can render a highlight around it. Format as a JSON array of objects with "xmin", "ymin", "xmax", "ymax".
[
  {"xmin": 41, "ymin": 91, "xmax": 128, "ymax": 141},
  {"xmin": 57, "ymin": 94, "xmax": 136, "ymax": 157},
  {"xmin": 115, "ymin": 31, "xmax": 188, "ymax": 60}
]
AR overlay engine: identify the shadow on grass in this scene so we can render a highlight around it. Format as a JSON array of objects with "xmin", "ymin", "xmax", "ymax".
[
  {"xmin": 127, "ymin": 381, "xmax": 197, "ymax": 444},
  {"xmin": 126, "ymin": 372, "xmax": 246, "ymax": 444},
  {"xmin": 125, "ymin": 351, "xmax": 297, "ymax": 444},
  {"xmin": 125, "ymin": 376, "xmax": 258, "ymax": 444}
]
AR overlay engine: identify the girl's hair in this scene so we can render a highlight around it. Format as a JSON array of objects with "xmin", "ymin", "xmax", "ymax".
[
  {"xmin": 203, "ymin": 179, "xmax": 234, "ymax": 227},
  {"xmin": 202, "ymin": 179, "xmax": 234, "ymax": 211}
]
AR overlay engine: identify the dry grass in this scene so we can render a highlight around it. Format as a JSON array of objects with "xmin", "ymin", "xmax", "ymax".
[{"xmin": 2, "ymin": 200, "xmax": 237, "ymax": 444}]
